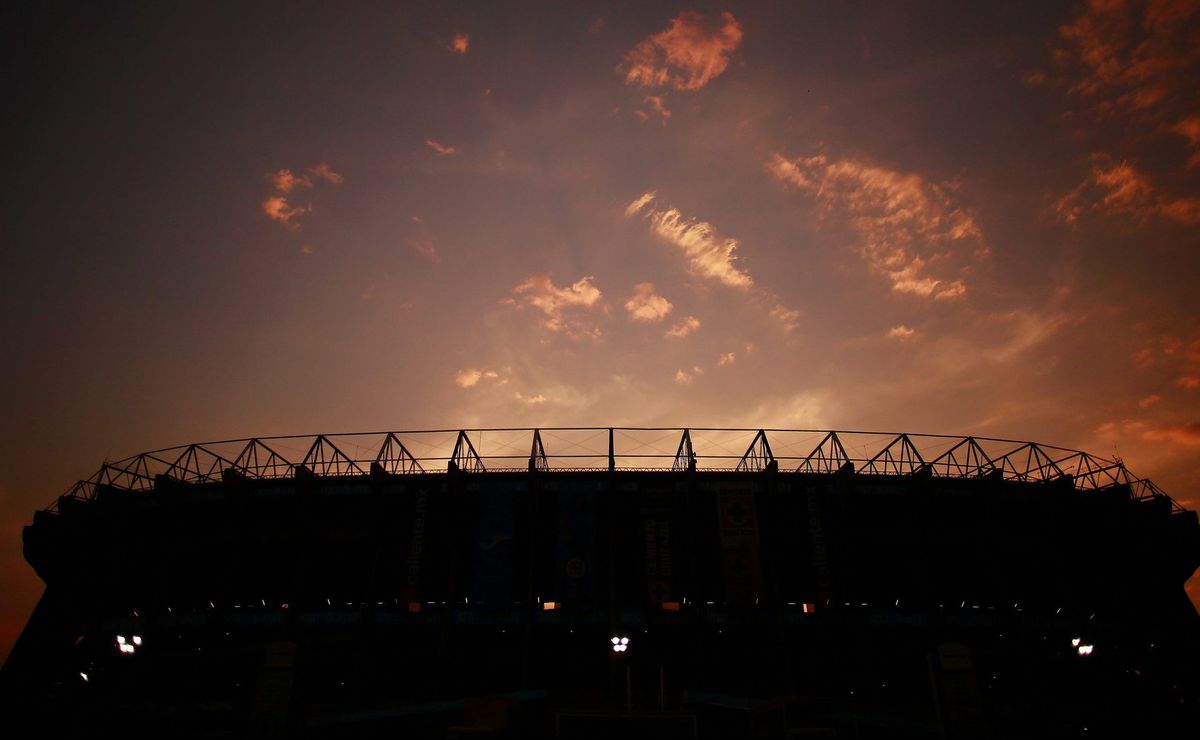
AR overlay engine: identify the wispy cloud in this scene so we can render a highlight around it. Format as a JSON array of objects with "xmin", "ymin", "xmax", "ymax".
[
  {"xmin": 511, "ymin": 274, "xmax": 603, "ymax": 334},
  {"xmin": 674, "ymin": 366, "xmax": 704, "ymax": 385},
  {"xmin": 1143, "ymin": 422, "xmax": 1200, "ymax": 446},
  {"xmin": 448, "ymin": 32, "xmax": 469, "ymax": 55},
  {"xmin": 718, "ymin": 352, "xmax": 736, "ymax": 366},
  {"xmin": 409, "ymin": 238, "xmax": 440, "ymax": 262},
  {"xmin": 888, "ymin": 325, "xmax": 916, "ymax": 339},
  {"xmin": 626, "ymin": 192, "xmax": 753, "ymax": 289},
  {"xmin": 1056, "ymin": 156, "xmax": 1200, "ymax": 225},
  {"xmin": 770, "ymin": 304, "xmax": 801, "ymax": 332},
  {"xmin": 665, "ymin": 315, "xmax": 701, "ymax": 338},
  {"xmin": 261, "ymin": 196, "xmax": 309, "ymax": 229},
  {"xmin": 620, "ymin": 11, "xmax": 743, "ymax": 91},
  {"xmin": 636, "ymin": 96, "xmax": 672, "ymax": 125},
  {"xmin": 307, "ymin": 162, "xmax": 343, "ymax": 184},
  {"xmin": 455, "ymin": 368, "xmax": 499, "ymax": 388},
  {"xmin": 261, "ymin": 162, "xmax": 342, "ymax": 231},
  {"xmin": 425, "ymin": 139, "xmax": 459, "ymax": 156},
  {"xmin": 624, "ymin": 282, "xmax": 673, "ymax": 321},
  {"xmin": 768, "ymin": 153, "xmax": 982, "ymax": 299}
]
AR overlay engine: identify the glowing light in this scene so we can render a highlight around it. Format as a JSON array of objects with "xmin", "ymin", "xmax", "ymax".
[
  {"xmin": 543, "ymin": 601, "xmax": 560, "ymax": 611},
  {"xmin": 132, "ymin": 635, "xmax": 142, "ymax": 646},
  {"xmin": 1077, "ymin": 644, "xmax": 1094, "ymax": 656},
  {"xmin": 80, "ymin": 672, "xmax": 88, "ymax": 682},
  {"xmin": 116, "ymin": 635, "xmax": 126, "ymax": 645},
  {"xmin": 610, "ymin": 635, "xmax": 630, "ymax": 653},
  {"xmin": 1071, "ymin": 638, "xmax": 1081, "ymax": 647}
]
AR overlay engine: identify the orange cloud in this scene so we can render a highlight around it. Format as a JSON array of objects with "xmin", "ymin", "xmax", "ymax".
[
  {"xmin": 624, "ymin": 282, "xmax": 673, "ymax": 321},
  {"xmin": 448, "ymin": 32, "xmax": 469, "ymax": 55},
  {"xmin": 888, "ymin": 325, "xmax": 916, "ymax": 339},
  {"xmin": 511, "ymin": 274, "xmax": 603, "ymax": 333},
  {"xmin": 262, "ymin": 163, "xmax": 342, "ymax": 231},
  {"xmin": 674, "ymin": 366, "xmax": 705, "ymax": 385},
  {"xmin": 768, "ymin": 153, "xmax": 982, "ymax": 299},
  {"xmin": 718, "ymin": 352, "xmax": 736, "ymax": 366},
  {"xmin": 1051, "ymin": 0, "xmax": 1200, "ymax": 117},
  {"xmin": 636, "ymin": 96, "xmax": 672, "ymax": 125},
  {"xmin": 261, "ymin": 195, "xmax": 309, "ymax": 229},
  {"xmin": 1143, "ymin": 422, "xmax": 1200, "ymax": 446},
  {"xmin": 1138, "ymin": 393, "xmax": 1162, "ymax": 407},
  {"xmin": 1179, "ymin": 376, "xmax": 1200, "ymax": 389},
  {"xmin": 627, "ymin": 192, "xmax": 753, "ymax": 289},
  {"xmin": 270, "ymin": 168, "xmax": 311, "ymax": 193},
  {"xmin": 455, "ymin": 368, "xmax": 499, "ymax": 388},
  {"xmin": 410, "ymin": 239, "xmax": 440, "ymax": 262},
  {"xmin": 620, "ymin": 10, "xmax": 743, "ymax": 91},
  {"xmin": 665, "ymin": 315, "xmax": 701, "ymax": 338},
  {"xmin": 425, "ymin": 139, "xmax": 459, "ymax": 156},
  {"xmin": 769, "ymin": 304, "xmax": 801, "ymax": 332},
  {"xmin": 1057, "ymin": 156, "xmax": 1200, "ymax": 224},
  {"xmin": 306, "ymin": 162, "xmax": 344, "ymax": 184}
]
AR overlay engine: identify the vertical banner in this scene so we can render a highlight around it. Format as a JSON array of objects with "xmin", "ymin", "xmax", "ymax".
[
  {"xmin": 717, "ymin": 489, "xmax": 764, "ymax": 605},
  {"xmin": 400, "ymin": 483, "xmax": 434, "ymax": 604},
  {"xmin": 641, "ymin": 487, "xmax": 677, "ymax": 606},
  {"xmin": 554, "ymin": 484, "xmax": 597, "ymax": 604},
  {"xmin": 469, "ymin": 482, "xmax": 516, "ymax": 609}
]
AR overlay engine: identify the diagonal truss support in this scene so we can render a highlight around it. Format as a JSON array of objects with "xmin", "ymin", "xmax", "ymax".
[
  {"xmin": 451, "ymin": 430, "xmax": 485, "ymax": 473},
  {"xmin": 375, "ymin": 432, "xmax": 423, "ymax": 474},
  {"xmin": 862, "ymin": 434, "xmax": 926, "ymax": 476},
  {"xmin": 529, "ymin": 429, "xmax": 549, "ymax": 473},
  {"xmin": 672, "ymin": 429, "xmax": 696, "ymax": 472},
  {"xmin": 302, "ymin": 435, "xmax": 364, "ymax": 477},
  {"xmin": 234, "ymin": 439, "xmax": 294, "ymax": 479},
  {"xmin": 796, "ymin": 431, "xmax": 852, "ymax": 474},
  {"xmin": 166, "ymin": 444, "xmax": 234, "ymax": 484},
  {"xmin": 929, "ymin": 437, "xmax": 994, "ymax": 479},
  {"xmin": 736, "ymin": 429, "xmax": 776, "ymax": 472},
  {"xmin": 995, "ymin": 443, "xmax": 1063, "ymax": 482}
]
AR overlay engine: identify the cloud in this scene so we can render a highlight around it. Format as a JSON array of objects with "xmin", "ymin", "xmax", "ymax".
[
  {"xmin": 270, "ymin": 168, "xmax": 310, "ymax": 194},
  {"xmin": 409, "ymin": 239, "xmax": 440, "ymax": 262},
  {"xmin": 625, "ymin": 191, "xmax": 657, "ymax": 217},
  {"xmin": 1049, "ymin": 0, "xmax": 1200, "ymax": 118},
  {"xmin": 1056, "ymin": 156, "xmax": 1200, "ymax": 224},
  {"xmin": 770, "ymin": 304, "xmax": 801, "ymax": 331},
  {"xmin": 665, "ymin": 315, "xmax": 701, "ymax": 338},
  {"xmin": 425, "ymin": 139, "xmax": 459, "ymax": 156},
  {"xmin": 455, "ymin": 368, "xmax": 499, "ymax": 388},
  {"xmin": 626, "ymin": 192, "xmax": 753, "ymax": 289},
  {"xmin": 515, "ymin": 392, "xmax": 546, "ymax": 406},
  {"xmin": 768, "ymin": 153, "xmax": 983, "ymax": 299},
  {"xmin": 1143, "ymin": 422, "xmax": 1200, "ymax": 446},
  {"xmin": 511, "ymin": 274, "xmax": 603, "ymax": 333},
  {"xmin": 261, "ymin": 195, "xmax": 309, "ymax": 229},
  {"xmin": 636, "ymin": 96, "xmax": 672, "ymax": 125},
  {"xmin": 624, "ymin": 282, "xmax": 673, "ymax": 321},
  {"xmin": 448, "ymin": 32, "xmax": 469, "ymax": 54},
  {"xmin": 674, "ymin": 366, "xmax": 704, "ymax": 385},
  {"xmin": 1179, "ymin": 376, "xmax": 1200, "ymax": 389},
  {"xmin": 888, "ymin": 325, "xmax": 916, "ymax": 339},
  {"xmin": 1138, "ymin": 393, "xmax": 1162, "ymax": 408},
  {"xmin": 718, "ymin": 352, "xmax": 736, "ymax": 366},
  {"xmin": 620, "ymin": 11, "xmax": 743, "ymax": 91},
  {"xmin": 307, "ymin": 162, "xmax": 344, "ymax": 184},
  {"xmin": 262, "ymin": 162, "xmax": 342, "ymax": 231}
]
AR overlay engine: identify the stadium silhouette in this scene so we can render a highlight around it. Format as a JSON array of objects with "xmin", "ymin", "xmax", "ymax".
[{"xmin": 3, "ymin": 427, "xmax": 1198, "ymax": 738}]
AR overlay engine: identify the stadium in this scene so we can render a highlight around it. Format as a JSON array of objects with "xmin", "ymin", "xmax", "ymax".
[{"xmin": 3, "ymin": 427, "xmax": 1199, "ymax": 738}]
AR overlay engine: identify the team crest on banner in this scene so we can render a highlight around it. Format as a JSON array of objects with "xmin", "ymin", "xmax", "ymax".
[{"xmin": 717, "ymin": 491, "xmax": 763, "ymax": 605}]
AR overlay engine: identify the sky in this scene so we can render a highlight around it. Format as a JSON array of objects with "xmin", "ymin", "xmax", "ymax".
[{"xmin": 1, "ymin": 0, "xmax": 1199, "ymax": 664}]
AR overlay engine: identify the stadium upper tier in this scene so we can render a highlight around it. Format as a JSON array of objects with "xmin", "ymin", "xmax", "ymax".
[{"xmin": 49, "ymin": 427, "xmax": 1186, "ymax": 512}]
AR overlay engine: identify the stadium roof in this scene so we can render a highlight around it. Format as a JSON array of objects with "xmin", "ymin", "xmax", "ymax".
[{"xmin": 48, "ymin": 428, "xmax": 1186, "ymax": 513}]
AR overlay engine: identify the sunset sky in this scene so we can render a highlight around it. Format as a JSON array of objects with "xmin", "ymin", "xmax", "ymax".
[{"xmin": 2, "ymin": 1, "xmax": 1199, "ymax": 662}]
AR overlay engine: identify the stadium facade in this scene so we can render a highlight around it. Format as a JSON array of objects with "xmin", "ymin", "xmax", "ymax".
[{"xmin": 3, "ymin": 427, "xmax": 1199, "ymax": 738}]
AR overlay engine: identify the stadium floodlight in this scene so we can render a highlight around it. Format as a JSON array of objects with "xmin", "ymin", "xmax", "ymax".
[
  {"xmin": 1077, "ymin": 643, "xmax": 1094, "ymax": 656},
  {"xmin": 610, "ymin": 635, "xmax": 629, "ymax": 653}
]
